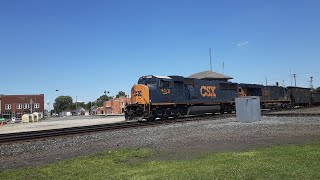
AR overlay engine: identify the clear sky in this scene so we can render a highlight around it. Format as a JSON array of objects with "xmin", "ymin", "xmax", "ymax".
[{"xmin": 1, "ymin": 0, "xmax": 320, "ymax": 107}]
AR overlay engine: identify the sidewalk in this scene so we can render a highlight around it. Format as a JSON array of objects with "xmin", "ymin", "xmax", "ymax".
[{"xmin": 0, "ymin": 116, "xmax": 125, "ymax": 134}]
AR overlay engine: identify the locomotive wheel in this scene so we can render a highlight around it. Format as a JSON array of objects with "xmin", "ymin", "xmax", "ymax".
[
  {"xmin": 173, "ymin": 112, "xmax": 181, "ymax": 119},
  {"xmin": 146, "ymin": 116, "xmax": 155, "ymax": 121},
  {"xmin": 161, "ymin": 114, "xmax": 168, "ymax": 120},
  {"xmin": 220, "ymin": 105, "xmax": 225, "ymax": 114}
]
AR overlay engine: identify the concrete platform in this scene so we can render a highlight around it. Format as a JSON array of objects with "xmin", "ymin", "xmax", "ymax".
[{"xmin": 0, "ymin": 115, "xmax": 125, "ymax": 134}]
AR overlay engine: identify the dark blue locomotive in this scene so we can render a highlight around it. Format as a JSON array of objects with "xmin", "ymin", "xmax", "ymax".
[
  {"xmin": 126, "ymin": 75, "xmax": 320, "ymax": 121},
  {"xmin": 125, "ymin": 75, "xmax": 238, "ymax": 120}
]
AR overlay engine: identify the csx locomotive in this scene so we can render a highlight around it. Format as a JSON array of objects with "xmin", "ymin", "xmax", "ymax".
[
  {"xmin": 125, "ymin": 75, "xmax": 320, "ymax": 121},
  {"xmin": 125, "ymin": 75, "xmax": 238, "ymax": 120}
]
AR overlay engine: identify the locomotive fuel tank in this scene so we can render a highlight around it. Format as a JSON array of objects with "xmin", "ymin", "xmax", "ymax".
[{"xmin": 187, "ymin": 105, "xmax": 220, "ymax": 115}]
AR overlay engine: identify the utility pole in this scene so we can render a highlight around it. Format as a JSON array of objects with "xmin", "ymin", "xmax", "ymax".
[
  {"xmin": 310, "ymin": 76, "xmax": 314, "ymax": 90},
  {"xmin": 104, "ymin": 90, "xmax": 107, "ymax": 116},
  {"xmin": 30, "ymin": 99, "xmax": 33, "ymax": 114},
  {"xmin": 47, "ymin": 100, "xmax": 50, "ymax": 117},
  {"xmin": 76, "ymin": 96, "xmax": 78, "ymax": 115},
  {"xmin": 265, "ymin": 77, "xmax": 268, "ymax": 86},
  {"xmin": 222, "ymin": 61, "xmax": 224, "ymax": 75},
  {"xmin": 209, "ymin": 47, "xmax": 212, "ymax": 71},
  {"xmin": 290, "ymin": 68, "xmax": 292, "ymax": 86},
  {"xmin": 293, "ymin": 74, "xmax": 297, "ymax": 87}
]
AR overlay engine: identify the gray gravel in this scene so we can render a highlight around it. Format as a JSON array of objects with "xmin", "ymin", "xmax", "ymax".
[
  {"xmin": 266, "ymin": 106, "xmax": 320, "ymax": 114},
  {"xmin": 1, "ymin": 116, "xmax": 320, "ymax": 169}
]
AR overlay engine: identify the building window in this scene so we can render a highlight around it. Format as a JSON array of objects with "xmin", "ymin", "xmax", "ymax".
[
  {"xmin": 5, "ymin": 104, "xmax": 11, "ymax": 110},
  {"xmin": 3, "ymin": 111, "xmax": 11, "ymax": 115},
  {"xmin": 16, "ymin": 104, "xmax": 22, "ymax": 109},
  {"xmin": 24, "ymin": 103, "xmax": 30, "ymax": 109},
  {"xmin": 34, "ymin": 103, "xmax": 40, "ymax": 109}
]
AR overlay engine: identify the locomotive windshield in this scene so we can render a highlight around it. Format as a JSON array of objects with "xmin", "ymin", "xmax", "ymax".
[{"xmin": 138, "ymin": 77, "xmax": 157, "ymax": 87}]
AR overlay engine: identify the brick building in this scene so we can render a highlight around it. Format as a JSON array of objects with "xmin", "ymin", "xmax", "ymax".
[
  {"xmin": 0, "ymin": 94, "xmax": 45, "ymax": 119},
  {"xmin": 104, "ymin": 97, "xmax": 131, "ymax": 114}
]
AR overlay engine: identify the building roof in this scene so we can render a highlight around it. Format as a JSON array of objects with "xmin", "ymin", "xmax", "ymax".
[
  {"xmin": 72, "ymin": 107, "xmax": 88, "ymax": 113},
  {"xmin": 188, "ymin": 70, "xmax": 233, "ymax": 80}
]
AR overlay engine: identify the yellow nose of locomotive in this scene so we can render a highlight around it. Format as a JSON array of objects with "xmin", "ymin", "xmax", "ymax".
[{"xmin": 131, "ymin": 84, "xmax": 150, "ymax": 104}]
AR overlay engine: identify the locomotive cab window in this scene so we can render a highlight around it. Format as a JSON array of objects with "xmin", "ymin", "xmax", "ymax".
[
  {"xmin": 138, "ymin": 77, "xmax": 157, "ymax": 87},
  {"xmin": 159, "ymin": 79, "xmax": 172, "ymax": 88}
]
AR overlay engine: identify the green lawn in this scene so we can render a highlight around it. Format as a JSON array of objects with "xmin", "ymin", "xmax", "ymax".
[{"xmin": 1, "ymin": 143, "xmax": 320, "ymax": 179}]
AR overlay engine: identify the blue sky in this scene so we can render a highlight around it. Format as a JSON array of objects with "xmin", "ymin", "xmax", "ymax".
[{"xmin": 1, "ymin": 0, "xmax": 320, "ymax": 107}]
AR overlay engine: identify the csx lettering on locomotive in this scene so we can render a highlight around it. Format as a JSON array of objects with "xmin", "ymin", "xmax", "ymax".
[
  {"xmin": 200, "ymin": 86, "xmax": 216, "ymax": 98},
  {"xmin": 161, "ymin": 88, "xmax": 171, "ymax": 95}
]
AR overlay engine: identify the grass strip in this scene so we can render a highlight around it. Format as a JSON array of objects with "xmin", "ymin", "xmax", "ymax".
[{"xmin": 1, "ymin": 143, "xmax": 320, "ymax": 179}]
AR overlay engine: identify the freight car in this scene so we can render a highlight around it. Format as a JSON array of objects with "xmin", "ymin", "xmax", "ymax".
[
  {"xmin": 311, "ymin": 91, "xmax": 320, "ymax": 106},
  {"xmin": 287, "ymin": 87, "xmax": 312, "ymax": 106},
  {"xmin": 125, "ymin": 75, "xmax": 238, "ymax": 121},
  {"xmin": 238, "ymin": 84, "xmax": 290, "ymax": 109},
  {"xmin": 239, "ymin": 84, "xmax": 320, "ymax": 108}
]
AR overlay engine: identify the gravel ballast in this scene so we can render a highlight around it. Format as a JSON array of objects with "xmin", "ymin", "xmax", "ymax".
[{"xmin": 1, "ymin": 116, "xmax": 320, "ymax": 169}]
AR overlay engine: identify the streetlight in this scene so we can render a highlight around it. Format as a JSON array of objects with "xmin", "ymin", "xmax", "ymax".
[
  {"xmin": 47, "ymin": 100, "xmax": 50, "ymax": 117},
  {"xmin": 104, "ymin": 90, "xmax": 109, "ymax": 116},
  {"xmin": 76, "ymin": 96, "xmax": 78, "ymax": 116},
  {"xmin": 54, "ymin": 89, "xmax": 60, "ymax": 116}
]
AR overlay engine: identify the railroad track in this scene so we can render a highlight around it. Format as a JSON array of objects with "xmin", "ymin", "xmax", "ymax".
[
  {"xmin": 263, "ymin": 113, "xmax": 320, "ymax": 117},
  {"xmin": 2, "ymin": 107, "xmax": 318, "ymax": 144},
  {"xmin": 0, "ymin": 114, "xmax": 234, "ymax": 144},
  {"xmin": 262, "ymin": 106, "xmax": 320, "ymax": 117}
]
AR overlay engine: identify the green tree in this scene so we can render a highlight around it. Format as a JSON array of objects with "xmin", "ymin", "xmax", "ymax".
[
  {"xmin": 96, "ymin": 95, "xmax": 111, "ymax": 107},
  {"xmin": 85, "ymin": 101, "xmax": 96, "ymax": 110},
  {"xmin": 116, "ymin": 91, "xmax": 127, "ymax": 98},
  {"xmin": 316, "ymin": 87, "xmax": 320, "ymax": 92},
  {"xmin": 53, "ymin": 96, "xmax": 73, "ymax": 113}
]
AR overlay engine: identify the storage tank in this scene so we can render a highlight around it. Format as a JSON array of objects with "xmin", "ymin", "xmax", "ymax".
[
  {"xmin": 22, "ymin": 114, "xmax": 30, "ymax": 123},
  {"xmin": 33, "ymin": 112, "xmax": 40, "ymax": 122}
]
